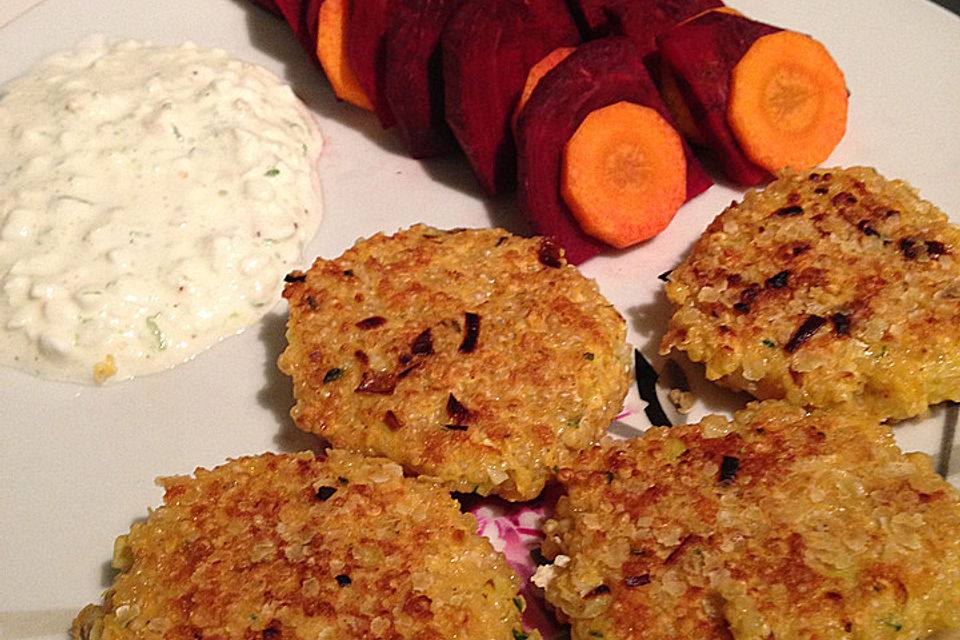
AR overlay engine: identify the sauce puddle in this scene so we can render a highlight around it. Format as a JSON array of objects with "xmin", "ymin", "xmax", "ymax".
[{"xmin": 0, "ymin": 37, "xmax": 323, "ymax": 383}]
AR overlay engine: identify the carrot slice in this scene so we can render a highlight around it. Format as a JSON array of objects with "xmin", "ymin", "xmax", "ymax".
[
  {"xmin": 727, "ymin": 30, "xmax": 847, "ymax": 172},
  {"xmin": 512, "ymin": 46, "xmax": 576, "ymax": 133},
  {"xmin": 316, "ymin": 0, "xmax": 375, "ymax": 111},
  {"xmin": 560, "ymin": 101, "xmax": 687, "ymax": 248}
]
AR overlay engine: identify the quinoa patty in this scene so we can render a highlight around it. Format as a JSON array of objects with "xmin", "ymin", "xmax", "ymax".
[
  {"xmin": 660, "ymin": 167, "xmax": 960, "ymax": 420},
  {"xmin": 72, "ymin": 450, "xmax": 534, "ymax": 640},
  {"xmin": 279, "ymin": 225, "xmax": 631, "ymax": 500},
  {"xmin": 537, "ymin": 401, "xmax": 960, "ymax": 640}
]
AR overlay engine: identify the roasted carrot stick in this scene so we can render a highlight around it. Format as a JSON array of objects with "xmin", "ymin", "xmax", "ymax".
[
  {"xmin": 560, "ymin": 101, "xmax": 687, "ymax": 248},
  {"xmin": 727, "ymin": 29, "xmax": 847, "ymax": 172},
  {"xmin": 316, "ymin": 0, "xmax": 375, "ymax": 111}
]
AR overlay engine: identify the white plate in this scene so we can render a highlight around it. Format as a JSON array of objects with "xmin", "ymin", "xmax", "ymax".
[{"xmin": 0, "ymin": 0, "xmax": 958, "ymax": 636}]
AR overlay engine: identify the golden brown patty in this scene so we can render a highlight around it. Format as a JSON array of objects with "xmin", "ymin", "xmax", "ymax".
[
  {"xmin": 72, "ymin": 450, "xmax": 533, "ymax": 640},
  {"xmin": 538, "ymin": 401, "xmax": 960, "ymax": 640},
  {"xmin": 660, "ymin": 166, "xmax": 960, "ymax": 420},
  {"xmin": 279, "ymin": 225, "xmax": 631, "ymax": 500}
]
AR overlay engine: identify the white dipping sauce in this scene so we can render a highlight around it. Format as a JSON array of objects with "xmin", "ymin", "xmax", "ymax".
[{"xmin": 0, "ymin": 37, "xmax": 324, "ymax": 383}]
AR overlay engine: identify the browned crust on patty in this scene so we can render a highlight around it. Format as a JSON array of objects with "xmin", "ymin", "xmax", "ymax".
[
  {"xmin": 279, "ymin": 225, "xmax": 631, "ymax": 500},
  {"xmin": 72, "ymin": 451, "xmax": 531, "ymax": 640},
  {"xmin": 540, "ymin": 401, "xmax": 960, "ymax": 639},
  {"xmin": 660, "ymin": 167, "xmax": 960, "ymax": 420}
]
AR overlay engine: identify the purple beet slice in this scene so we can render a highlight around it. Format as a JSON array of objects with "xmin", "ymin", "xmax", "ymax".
[
  {"xmin": 617, "ymin": 0, "xmax": 724, "ymax": 59},
  {"xmin": 529, "ymin": 0, "xmax": 583, "ymax": 32},
  {"xmin": 383, "ymin": 0, "xmax": 468, "ymax": 157},
  {"xmin": 442, "ymin": 0, "xmax": 580, "ymax": 194},
  {"xmin": 657, "ymin": 10, "xmax": 780, "ymax": 185},
  {"xmin": 516, "ymin": 36, "xmax": 712, "ymax": 265},
  {"xmin": 348, "ymin": 0, "xmax": 398, "ymax": 128},
  {"xmin": 656, "ymin": 0, "xmax": 726, "ymax": 21},
  {"xmin": 567, "ymin": 0, "xmax": 721, "ymax": 41}
]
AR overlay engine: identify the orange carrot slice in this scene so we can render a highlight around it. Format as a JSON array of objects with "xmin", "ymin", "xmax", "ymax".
[
  {"xmin": 560, "ymin": 101, "xmax": 687, "ymax": 248},
  {"xmin": 512, "ymin": 46, "xmax": 576, "ymax": 132},
  {"xmin": 316, "ymin": 0, "xmax": 375, "ymax": 111},
  {"xmin": 727, "ymin": 30, "xmax": 847, "ymax": 173}
]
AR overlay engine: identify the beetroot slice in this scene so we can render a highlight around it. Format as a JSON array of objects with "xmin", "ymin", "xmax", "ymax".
[
  {"xmin": 516, "ymin": 36, "xmax": 712, "ymax": 265},
  {"xmin": 442, "ymin": 0, "xmax": 580, "ymax": 194},
  {"xmin": 657, "ymin": 11, "xmax": 780, "ymax": 185},
  {"xmin": 567, "ymin": 0, "xmax": 721, "ymax": 41},
  {"xmin": 528, "ymin": 0, "xmax": 582, "ymax": 35},
  {"xmin": 564, "ymin": 0, "xmax": 611, "ymax": 38},
  {"xmin": 275, "ymin": 0, "xmax": 318, "ymax": 55},
  {"xmin": 616, "ymin": 0, "xmax": 723, "ymax": 59},
  {"xmin": 383, "ymin": 0, "xmax": 468, "ymax": 158},
  {"xmin": 348, "ymin": 0, "xmax": 397, "ymax": 128}
]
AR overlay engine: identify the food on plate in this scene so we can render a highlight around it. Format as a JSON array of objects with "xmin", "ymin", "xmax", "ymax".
[
  {"xmin": 315, "ymin": 0, "xmax": 375, "ymax": 110},
  {"xmin": 71, "ymin": 450, "xmax": 535, "ymax": 640},
  {"xmin": 658, "ymin": 10, "xmax": 847, "ymax": 184},
  {"xmin": 442, "ymin": 0, "xmax": 580, "ymax": 194},
  {"xmin": 0, "ymin": 37, "xmax": 323, "ymax": 383},
  {"xmin": 253, "ymin": 0, "xmax": 852, "ymax": 265},
  {"xmin": 560, "ymin": 100, "xmax": 687, "ymax": 248},
  {"xmin": 278, "ymin": 225, "xmax": 631, "ymax": 500},
  {"xmin": 726, "ymin": 29, "xmax": 848, "ymax": 174},
  {"xmin": 660, "ymin": 166, "xmax": 960, "ymax": 421},
  {"xmin": 347, "ymin": 0, "xmax": 396, "ymax": 127},
  {"xmin": 515, "ymin": 37, "xmax": 711, "ymax": 264},
  {"xmin": 382, "ymin": 0, "xmax": 464, "ymax": 158},
  {"xmin": 536, "ymin": 401, "xmax": 960, "ymax": 639}
]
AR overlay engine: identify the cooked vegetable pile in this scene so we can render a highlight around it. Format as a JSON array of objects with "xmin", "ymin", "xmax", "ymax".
[{"xmin": 263, "ymin": 0, "xmax": 848, "ymax": 262}]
